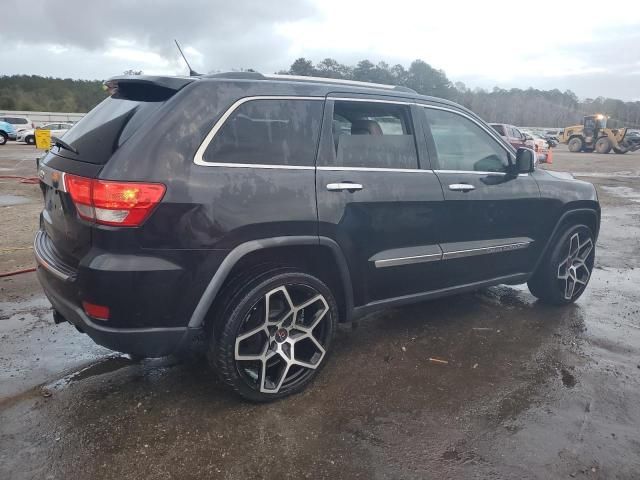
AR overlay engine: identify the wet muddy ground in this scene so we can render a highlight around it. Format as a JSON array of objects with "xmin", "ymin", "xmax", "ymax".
[{"xmin": 1, "ymin": 143, "xmax": 639, "ymax": 479}]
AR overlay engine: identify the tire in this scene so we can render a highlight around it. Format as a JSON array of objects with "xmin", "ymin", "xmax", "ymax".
[
  {"xmin": 25, "ymin": 136, "xmax": 35, "ymax": 145},
  {"xmin": 211, "ymin": 267, "xmax": 338, "ymax": 402},
  {"xmin": 595, "ymin": 137, "xmax": 612, "ymax": 154},
  {"xmin": 613, "ymin": 147, "xmax": 628, "ymax": 154},
  {"xmin": 528, "ymin": 224, "xmax": 595, "ymax": 305},
  {"xmin": 0, "ymin": 133, "xmax": 7, "ymax": 146},
  {"xmin": 568, "ymin": 137, "xmax": 583, "ymax": 152}
]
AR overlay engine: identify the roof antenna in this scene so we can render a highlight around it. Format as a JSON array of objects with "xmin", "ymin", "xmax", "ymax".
[{"xmin": 174, "ymin": 39, "xmax": 200, "ymax": 76}]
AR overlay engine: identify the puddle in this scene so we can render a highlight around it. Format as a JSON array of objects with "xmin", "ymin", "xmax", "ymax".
[
  {"xmin": 0, "ymin": 194, "xmax": 30, "ymax": 206},
  {"xmin": 45, "ymin": 355, "xmax": 135, "ymax": 391}
]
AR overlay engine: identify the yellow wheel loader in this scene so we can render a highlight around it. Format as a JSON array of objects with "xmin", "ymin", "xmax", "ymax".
[{"xmin": 559, "ymin": 114, "xmax": 640, "ymax": 154}]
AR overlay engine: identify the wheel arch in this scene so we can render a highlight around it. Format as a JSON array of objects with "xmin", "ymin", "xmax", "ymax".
[
  {"xmin": 188, "ymin": 236, "xmax": 354, "ymax": 329},
  {"xmin": 531, "ymin": 206, "xmax": 600, "ymax": 276}
]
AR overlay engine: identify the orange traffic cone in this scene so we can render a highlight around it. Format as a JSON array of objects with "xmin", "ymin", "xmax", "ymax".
[{"xmin": 546, "ymin": 148, "xmax": 553, "ymax": 164}]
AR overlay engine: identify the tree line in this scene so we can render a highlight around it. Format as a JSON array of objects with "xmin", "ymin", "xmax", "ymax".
[
  {"xmin": 2, "ymin": 60, "xmax": 640, "ymax": 128},
  {"xmin": 281, "ymin": 58, "xmax": 640, "ymax": 128},
  {"xmin": 0, "ymin": 75, "xmax": 106, "ymax": 113}
]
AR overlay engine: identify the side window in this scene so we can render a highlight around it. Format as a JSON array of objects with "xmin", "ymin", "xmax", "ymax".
[
  {"xmin": 204, "ymin": 99, "xmax": 323, "ymax": 166},
  {"xmin": 491, "ymin": 124, "xmax": 505, "ymax": 136},
  {"xmin": 423, "ymin": 108, "xmax": 510, "ymax": 173},
  {"xmin": 330, "ymin": 100, "xmax": 418, "ymax": 169},
  {"xmin": 512, "ymin": 127, "xmax": 524, "ymax": 139}
]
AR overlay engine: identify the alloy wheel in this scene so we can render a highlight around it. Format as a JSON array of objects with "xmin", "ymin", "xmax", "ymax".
[
  {"xmin": 234, "ymin": 284, "xmax": 331, "ymax": 394},
  {"xmin": 557, "ymin": 231, "xmax": 593, "ymax": 300}
]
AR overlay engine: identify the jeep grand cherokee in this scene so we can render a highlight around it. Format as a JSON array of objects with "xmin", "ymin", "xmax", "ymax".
[{"xmin": 35, "ymin": 72, "xmax": 599, "ymax": 401}]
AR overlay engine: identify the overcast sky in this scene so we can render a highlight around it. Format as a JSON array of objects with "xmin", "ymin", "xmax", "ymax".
[{"xmin": 2, "ymin": 0, "xmax": 639, "ymax": 101}]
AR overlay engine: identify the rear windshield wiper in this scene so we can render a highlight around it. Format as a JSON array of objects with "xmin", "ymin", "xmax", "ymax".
[{"xmin": 52, "ymin": 136, "xmax": 79, "ymax": 155}]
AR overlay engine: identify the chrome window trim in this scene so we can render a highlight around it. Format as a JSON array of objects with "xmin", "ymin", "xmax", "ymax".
[
  {"xmin": 318, "ymin": 166, "xmax": 430, "ymax": 173},
  {"xmin": 193, "ymin": 94, "xmax": 518, "ymax": 172},
  {"xmin": 374, "ymin": 252, "xmax": 442, "ymax": 268},
  {"xmin": 198, "ymin": 162, "xmax": 315, "ymax": 170},
  {"xmin": 193, "ymin": 96, "xmax": 324, "ymax": 167},
  {"xmin": 435, "ymin": 169, "xmax": 530, "ymax": 177},
  {"xmin": 329, "ymin": 97, "xmax": 414, "ymax": 105}
]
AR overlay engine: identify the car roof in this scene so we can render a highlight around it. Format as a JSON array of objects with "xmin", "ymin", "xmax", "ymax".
[{"xmin": 108, "ymin": 72, "xmax": 474, "ymax": 115}]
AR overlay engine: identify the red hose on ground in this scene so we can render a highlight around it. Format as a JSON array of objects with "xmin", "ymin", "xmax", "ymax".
[
  {"xmin": 0, "ymin": 267, "xmax": 37, "ymax": 278},
  {"xmin": 0, "ymin": 175, "xmax": 40, "ymax": 184}
]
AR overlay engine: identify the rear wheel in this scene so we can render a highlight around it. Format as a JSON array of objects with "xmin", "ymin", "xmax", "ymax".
[
  {"xmin": 613, "ymin": 146, "xmax": 629, "ymax": 154},
  {"xmin": 0, "ymin": 133, "xmax": 7, "ymax": 146},
  {"xmin": 25, "ymin": 136, "xmax": 35, "ymax": 145},
  {"xmin": 528, "ymin": 224, "xmax": 595, "ymax": 305},
  {"xmin": 568, "ymin": 137, "xmax": 583, "ymax": 152},
  {"xmin": 211, "ymin": 268, "xmax": 337, "ymax": 402},
  {"xmin": 595, "ymin": 137, "xmax": 612, "ymax": 154}
]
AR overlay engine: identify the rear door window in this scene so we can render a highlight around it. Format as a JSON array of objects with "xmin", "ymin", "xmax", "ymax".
[
  {"xmin": 203, "ymin": 98, "xmax": 323, "ymax": 167},
  {"xmin": 328, "ymin": 100, "xmax": 418, "ymax": 169}
]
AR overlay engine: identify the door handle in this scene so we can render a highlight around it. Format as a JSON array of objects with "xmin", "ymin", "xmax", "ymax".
[
  {"xmin": 326, "ymin": 182, "xmax": 364, "ymax": 192},
  {"xmin": 448, "ymin": 183, "xmax": 475, "ymax": 192}
]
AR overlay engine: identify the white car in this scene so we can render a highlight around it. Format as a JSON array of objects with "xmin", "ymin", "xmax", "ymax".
[
  {"xmin": 17, "ymin": 123, "xmax": 73, "ymax": 145},
  {"xmin": 0, "ymin": 115, "xmax": 34, "ymax": 137}
]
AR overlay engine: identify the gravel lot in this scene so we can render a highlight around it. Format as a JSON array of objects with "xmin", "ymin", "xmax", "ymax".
[{"xmin": 1, "ymin": 143, "xmax": 639, "ymax": 479}]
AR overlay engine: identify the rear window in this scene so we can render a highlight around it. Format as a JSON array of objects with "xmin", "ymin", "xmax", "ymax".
[
  {"xmin": 55, "ymin": 97, "xmax": 164, "ymax": 164},
  {"xmin": 203, "ymin": 99, "xmax": 323, "ymax": 166}
]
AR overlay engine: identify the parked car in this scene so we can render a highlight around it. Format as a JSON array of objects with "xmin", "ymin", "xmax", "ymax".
[
  {"xmin": 35, "ymin": 73, "xmax": 600, "ymax": 401},
  {"xmin": 17, "ymin": 123, "xmax": 73, "ymax": 145},
  {"xmin": 522, "ymin": 130, "xmax": 551, "ymax": 162},
  {"xmin": 544, "ymin": 135, "xmax": 559, "ymax": 147},
  {"xmin": 0, "ymin": 115, "xmax": 34, "ymax": 136},
  {"xmin": 0, "ymin": 120, "xmax": 16, "ymax": 145},
  {"xmin": 489, "ymin": 123, "xmax": 535, "ymax": 150}
]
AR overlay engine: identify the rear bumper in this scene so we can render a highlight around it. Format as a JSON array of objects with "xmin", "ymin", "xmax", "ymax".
[
  {"xmin": 34, "ymin": 229, "xmax": 207, "ymax": 357},
  {"xmin": 38, "ymin": 267, "xmax": 198, "ymax": 356}
]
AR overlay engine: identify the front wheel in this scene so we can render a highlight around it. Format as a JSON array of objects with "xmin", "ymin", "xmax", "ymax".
[
  {"xmin": 211, "ymin": 268, "xmax": 337, "ymax": 402},
  {"xmin": 0, "ymin": 133, "xmax": 7, "ymax": 146},
  {"xmin": 595, "ymin": 137, "xmax": 612, "ymax": 154},
  {"xmin": 568, "ymin": 137, "xmax": 583, "ymax": 152},
  {"xmin": 528, "ymin": 224, "xmax": 595, "ymax": 305},
  {"xmin": 25, "ymin": 136, "xmax": 35, "ymax": 145}
]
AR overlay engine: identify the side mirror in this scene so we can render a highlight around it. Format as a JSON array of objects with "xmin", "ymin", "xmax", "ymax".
[{"xmin": 515, "ymin": 148, "xmax": 535, "ymax": 173}]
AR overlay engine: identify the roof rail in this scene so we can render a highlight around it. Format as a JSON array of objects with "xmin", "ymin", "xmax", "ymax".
[
  {"xmin": 205, "ymin": 71, "xmax": 266, "ymax": 80},
  {"xmin": 264, "ymin": 74, "xmax": 416, "ymax": 94},
  {"xmin": 203, "ymin": 71, "xmax": 417, "ymax": 94}
]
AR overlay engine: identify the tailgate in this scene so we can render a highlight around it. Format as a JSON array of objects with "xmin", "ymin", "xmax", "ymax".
[{"xmin": 38, "ymin": 160, "xmax": 96, "ymax": 267}]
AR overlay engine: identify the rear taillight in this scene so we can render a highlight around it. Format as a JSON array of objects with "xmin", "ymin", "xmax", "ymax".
[{"xmin": 64, "ymin": 175, "xmax": 166, "ymax": 227}]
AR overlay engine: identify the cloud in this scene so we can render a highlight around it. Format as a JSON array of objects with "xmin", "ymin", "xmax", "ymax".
[
  {"xmin": 1, "ymin": 0, "xmax": 639, "ymax": 100},
  {"xmin": 1, "ymin": 0, "xmax": 317, "ymax": 74}
]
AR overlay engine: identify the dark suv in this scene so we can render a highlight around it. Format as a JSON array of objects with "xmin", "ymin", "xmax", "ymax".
[{"xmin": 35, "ymin": 73, "xmax": 599, "ymax": 401}]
